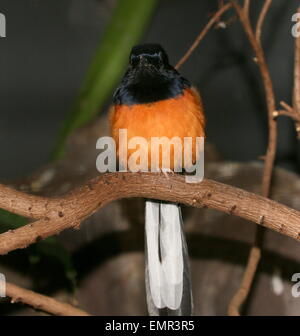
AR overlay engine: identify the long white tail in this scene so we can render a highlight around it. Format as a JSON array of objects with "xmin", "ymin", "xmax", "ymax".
[{"xmin": 145, "ymin": 199, "xmax": 193, "ymax": 316}]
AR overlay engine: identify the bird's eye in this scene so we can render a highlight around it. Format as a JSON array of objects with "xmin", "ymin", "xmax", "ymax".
[
  {"xmin": 157, "ymin": 52, "xmax": 164, "ymax": 66},
  {"xmin": 130, "ymin": 55, "xmax": 139, "ymax": 67},
  {"xmin": 158, "ymin": 51, "xmax": 169, "ymax": 67}
]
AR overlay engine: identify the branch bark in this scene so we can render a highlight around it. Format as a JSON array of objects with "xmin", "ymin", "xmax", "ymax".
[
  {"xmin": 0, "ymin": 183, "xmax": 50, "ymax": 219},
  {"xmin": 0, "ymin": 173, "xmax": 300, "ymax": 256},
  {"xmin": 255, "ymin": 0, "xmax": 272, "ymax": 42},
  {"xmin": 5, "ymin": 282, "xmax": 90, "ymax": 316}
]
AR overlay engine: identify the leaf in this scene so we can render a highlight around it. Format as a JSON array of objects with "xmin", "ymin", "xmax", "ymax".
[{"xmin": 52, "ymin": 0, "xmax": 158, "ymax": 159}]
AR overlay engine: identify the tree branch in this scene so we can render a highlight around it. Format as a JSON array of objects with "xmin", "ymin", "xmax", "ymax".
[
  {"xmin": 0, "ymin": 173, "xmax": 300, "ymax": 256},
  {"xmin": 0, "ymin": 184, "xmax": 51, "ymax": 219},
  {"xmin": 228, "ymin": 0, "xmax": 276, "ymax": 316},
  {"xmin": 255, "ymin": 0, "xmax": 272, "ymax": 42},
  {"xmin": 227, "ymin": 246, "xmax": 260, "ymax": 316},
  {"xmin": 243, "ymin": 0, "xmax": 251, "ymax": 17},
  {"xmin": 175, "ymin": 2, "xmax": 233, "ymax": 69},
  {"xmin": 276, "ymin": 7, "xmax": 300, "ymax": 137},
  {"xmin": 5, "ymin": 282, "xmax": 90, "ymax": 316}
]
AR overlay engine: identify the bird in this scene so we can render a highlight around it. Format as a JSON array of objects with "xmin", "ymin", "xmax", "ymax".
[{"xmin": 109, "ymin": 43, "xmax": 206, "ymax": 316}]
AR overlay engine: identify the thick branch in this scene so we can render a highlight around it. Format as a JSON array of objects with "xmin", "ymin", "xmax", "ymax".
[
  {"xmin": 5, "ymin": 282, "xmax": 90, "ymax": 316},
  {"xmin": 0, "ymin": 173, "xmax": 300, "ymax": 255},
  {"xmin": 0, "ymin": 184, "xmax": 52, "ymax": 219}
]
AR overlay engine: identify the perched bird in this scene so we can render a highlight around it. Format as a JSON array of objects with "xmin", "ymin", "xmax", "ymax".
[{"xmin": 109, "ymin": 43, "xmax": 205, "ymax": 315}]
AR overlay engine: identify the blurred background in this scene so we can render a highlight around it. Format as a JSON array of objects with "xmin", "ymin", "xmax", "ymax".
[{"xmin": 0, "ymin": 0, "xmax": 300, "ymax": 316}]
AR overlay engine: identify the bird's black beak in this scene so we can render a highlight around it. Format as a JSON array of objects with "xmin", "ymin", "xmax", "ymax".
[{"xmin": 138, "ymin": 55, "xmax": 151, "ymax": 68}]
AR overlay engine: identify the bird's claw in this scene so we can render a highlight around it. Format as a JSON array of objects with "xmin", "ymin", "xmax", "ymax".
[{"xmin": 161, "ymin": 168, "xmax": 174, "ymax": 179}]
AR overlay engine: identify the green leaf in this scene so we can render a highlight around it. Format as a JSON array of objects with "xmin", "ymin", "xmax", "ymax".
[
  {"xmin": 52, "ymin": 0, "xmax": 158, "ymax": 159},
  {"xmin": 0, "ymin": 209, "xmax": 28, "ymax": 228},
  {"xmin": 0, "ymin": 209, "xmax": 76, "ymax": 289}
]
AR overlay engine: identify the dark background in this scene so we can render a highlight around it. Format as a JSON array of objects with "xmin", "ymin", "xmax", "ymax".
[
  {"xmin": 0, "ymin": 0, "xmax": 299, "ymax": 179},
  {"xmin": 1, "ymin": 0, "xmax": 300, "ymax": 316}
]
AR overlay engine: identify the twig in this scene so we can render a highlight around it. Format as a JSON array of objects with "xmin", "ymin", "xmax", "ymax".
[
  {"xmin": 276, "ymin": 101, "xmax": 300, "ymax": 127},
  {"xmin": 280, "ymin": 101, "xmax": 293, "ymax": 112},
  {"xmin": 277, "ymin": 8, "xmax": 300, "ymax": 137},
  {"xmin": 228, "ymin": 0, "xmax": 276, "ymax": 316},
  {"xmin": 243, "ymin": 0, "xmax": 251, "ymax": 17},
  {"xmin": 255, "ymin": 0, "xmax": 272, "ymax": 42},
  {"xmin": 275, "ymin": 109, "xmax": 297, "ymax": 120},
  {"xmin": 5, "ymin": 282, "xmax": 90, "ymax": 316},
  {"xmin": 227, "ymin": 247, "xmax": 260, "ymax": 316},
  {"xmin": 175, "ymin": 2, "xmax": 233, "ymax": 69},
  {"xmin": 1, "ymin": 173, "xmax": 300, "ymax": 256}
]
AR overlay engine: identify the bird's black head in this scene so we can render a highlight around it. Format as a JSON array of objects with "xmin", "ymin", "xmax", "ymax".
[
  {"xmin": 129, "ymin": 43, "xmax": 170, "ymax": 71},
  {"xmin": 113, "ymin": 43, "xmax": 190, "ymax": 105}
]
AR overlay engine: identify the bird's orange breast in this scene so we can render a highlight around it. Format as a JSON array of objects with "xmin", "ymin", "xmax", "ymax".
[{"xmin": 109, "ymin": 87, "xmax": 205, "ymax": 171}]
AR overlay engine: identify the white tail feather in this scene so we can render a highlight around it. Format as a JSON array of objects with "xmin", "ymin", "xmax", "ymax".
[
  {"xmin": 145, "ymin": 200, "xmax": 184, "ymax": 310},
  {"xmin": 160, "ymin": 202, "xmax": 183, "ymax": 310},
  {"xmin": 145, "ymin": 200, "xmax": 164, "ymax": 308}
]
